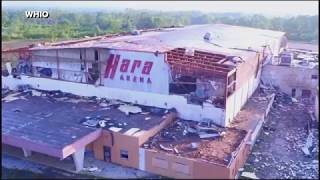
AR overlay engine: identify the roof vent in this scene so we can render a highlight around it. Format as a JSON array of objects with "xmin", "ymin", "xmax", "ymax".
[{"xmin": 203, "ymin": 32, "xmax": 212, "ymax": 41}]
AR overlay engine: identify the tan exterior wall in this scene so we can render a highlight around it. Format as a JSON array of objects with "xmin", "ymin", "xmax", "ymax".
[
  {"xmin": 261, "ymin": 65, "xmax": 319, "ymax": 99},
  {"xmin": 143, "ymin": 131, "xmax": 251, "ymax": 179},
  {"xmin": 92, "ymin": 113, "xmax": 176, "ymax": 169}
]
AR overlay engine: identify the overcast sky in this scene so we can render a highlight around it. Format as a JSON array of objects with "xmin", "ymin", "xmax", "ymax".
[{"xmin": 3, "ymin": 1, "xmax": 319, "ymax": 17}]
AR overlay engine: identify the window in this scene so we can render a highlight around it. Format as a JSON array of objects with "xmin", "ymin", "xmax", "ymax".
[
  {"xmin": 152, "ymin": 157, "xmax": 168, "ymax": 169},
  {"xmin": 311, "ymin": 75, "xmax": 318, "ymax": 79},
  {"xmin": 302, "ymin": 89, "xmax": 311, "ymax": 98},
  {"xmin": 292, "ymin": 88, "xmax": 296, "ymax": 97},
  {"xmin": 94, "ymin": 50, "xmax": 99, "ymax": 61},
  {"xmin": 120, "ymin": 150, "xmax": 128, "ymax": 160}
]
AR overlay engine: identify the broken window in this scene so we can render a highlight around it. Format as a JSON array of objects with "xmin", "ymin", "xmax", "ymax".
[
  {"xmin": 94, "ymin": 49, "xmax": 99, "ymax": 61},
  {"xmin": 120, "ymin": 150, "xmax": 129, "ymax": 160},
  {"xmin": 37, "ymin": 67, "xmax": 52, "ymax": 78},
  {"xmin": 292, "ymin": 88, "xmax": 296, "ymax": 97},
  {"xmin": 301, "ymin": 89, "xmax": 311, "ymax": 98},
  {"xmin": 169, "ymin": 76, "xmax": 197, "ymax": 94}
]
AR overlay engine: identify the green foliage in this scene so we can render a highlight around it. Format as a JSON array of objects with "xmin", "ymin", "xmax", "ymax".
[{"xmin": 2, "ymin": 9, "xmax": 318, "ymax": 42}]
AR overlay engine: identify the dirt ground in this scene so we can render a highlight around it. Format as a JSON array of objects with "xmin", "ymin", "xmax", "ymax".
[{"xmin": 242, "ymin": 92, "xmax": 319, "ymax": 179}]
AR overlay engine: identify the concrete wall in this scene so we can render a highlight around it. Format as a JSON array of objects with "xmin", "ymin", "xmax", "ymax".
[
  {"xmin": 225, "ymin": 68, "xmax": 261, "ymax": 126},
  {"xmin": 33, "ymin": 48, "xmax": 169, "ymax": 94},
  {"xmin": 102, "ymin": 49, "xmax": 169, "ymax": 94},
  {"xmin": 261, "ymin": 64, "xmax": 319, "ymax": 99}
]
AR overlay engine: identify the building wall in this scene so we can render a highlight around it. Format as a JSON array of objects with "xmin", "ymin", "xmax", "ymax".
[
  {"xmin": 102, "ymin": 49, "xmax": 169, "ymax": 94},
  {"xmin": 261, "ymin": 65, "xmax": 319, "ymax": 99},
  {"xmin": 32, "ymin": 48, "xmax": 169, "ymax": 94},
  {"xmin": 225, "ymin": 69, "xmax": 261, "ymax": 126},
  {"xmin": 2, "ymin": 75, "xmax": 226, "ymax": 126},
  {"xmin": 316, "ymin": 87, "xmax": 319, "ymax": 121},
  {"xmin": 140, "ymin": 131, "xmax": 251, "ymax": 179}
]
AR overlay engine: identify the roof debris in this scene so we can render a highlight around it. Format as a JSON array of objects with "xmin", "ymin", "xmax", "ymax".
[{"xmin": 118, "ymin": 104, "xmax": 142, "ymax": 115}]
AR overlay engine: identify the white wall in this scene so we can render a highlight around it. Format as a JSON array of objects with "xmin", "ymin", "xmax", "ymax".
[
  {"xmin": 32, "ymin": 49, "xmax": 170, "ymax": 94},
  {"xmin": 101, "ymin": 50, "xmax": 169, "ymax": 94},
  {"xmin": 2, "ymin": 75, "xmax": 226, "ymax": 126},
  {"xmin": 225, "ymin": 68, "xmax": 261, "ymax": 126}
]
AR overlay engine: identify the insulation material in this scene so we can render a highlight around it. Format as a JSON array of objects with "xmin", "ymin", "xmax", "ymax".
[{"xmin": 102, "ymin": 50, "xmax": 170, "ymax": 94}]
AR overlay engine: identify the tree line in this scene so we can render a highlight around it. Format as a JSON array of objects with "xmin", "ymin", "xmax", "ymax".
[{"xmin": 2, "ymin": 9, "xmax": 318, "ymax": 42}]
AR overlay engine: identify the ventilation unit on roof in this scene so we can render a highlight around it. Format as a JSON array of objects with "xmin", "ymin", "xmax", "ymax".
[
  {"xmin": 185, "ymin": 48, "xmax": 195, "ymax": 56},
  {"xmin": 203, "ymin": 32, "xmax": 212, "ymax": 41}
]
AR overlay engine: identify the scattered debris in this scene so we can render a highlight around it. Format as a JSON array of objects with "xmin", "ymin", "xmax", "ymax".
[
  {"xmin": 199, "ymin": 133, "xmax": 220, "ymax": 139},
  {"xmin": 191, "ymin": 142, "xmax": 199, "ymax": 149},
  {"xmin": 241, "ymin": 172, "xmax": 259, "ymax": 179},
  {"xmin": 187, "ymin": 127, "xmax": 198, "ymax": 133},
  {"xmin": 83, "ymin": 166, "xmax": 101, "ymax": 172},
  {"xmin": 99, "ymin": 102, "xmax": 109, "ymax": 107},
  {"xmin": 159, "ymin": 144, "xmax": 173, "ymax": 152},
  {"xmin": 31, "ymin": 90, "xmax": 42, "ymax": 97},
  {"xmin": 82, "ymin": 119, "xmax": 98, "ymax": 127},
  {"xmin": 291, "ymin": 97, "xmax": 298, "ymax": 103},
  {"xmin": 98, "ymin": 120, "xmax": 107, "ymax": 128},
  {"xmin": 2, "ymin": 92, "xmax": 23, "ymax": 102},
  {"xmin": 118, "ymin": 104, "xmax": 142, "ymax": 115},
  {"xmin": 109, "ymin": 127, "xmax": 122, "ymax": 132},
  {"xmin": 145, "ymin": 117, "xmax": 151, "ymax": 121},
  {"xmin": 72, "ymin": 136, "xmax": 76, "ymax": 139}
]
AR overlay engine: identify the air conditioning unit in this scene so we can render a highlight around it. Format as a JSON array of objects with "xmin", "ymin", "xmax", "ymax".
[{"xmin": 203, "ymin": 32, "xmax": 212, "ymax": 41}]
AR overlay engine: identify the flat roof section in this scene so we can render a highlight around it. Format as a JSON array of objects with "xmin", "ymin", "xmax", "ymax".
[
  {"xmin": 2, "ymin": 89, "xmax": 172, "ymax": 157},
  {"xmin": 2, "ymin": 92, "xmax": 102, "ymax": 160},
  {"xmin": 30, "ymin": 24, "xmax": 285, "ymax": 56}
]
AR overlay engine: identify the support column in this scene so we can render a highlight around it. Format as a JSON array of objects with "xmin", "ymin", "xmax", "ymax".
[
  {"xmin": 22, "ymin": 148, "xmax": 32, "ymax": 157},
  {"xmin": 72, "ymin": 148, "xmax": 85, "ymax": 172}
]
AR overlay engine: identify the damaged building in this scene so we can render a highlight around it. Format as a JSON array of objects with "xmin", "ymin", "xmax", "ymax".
[
  {"xmin": 2, "ymin": 24, "xmax": 287, "ymax": 127},
  {"xmin": 261, "ymin": 43, "xmax": 319, "ymax": 102},
  {"xmin": 2, "ymin": 24, "xmax": 290, "ymax": 178}
]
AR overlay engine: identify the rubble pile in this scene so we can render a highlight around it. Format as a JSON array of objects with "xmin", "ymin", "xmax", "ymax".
[
  {"xmin": 242, "ymin": 91, "xmax": 319, "ymax": 179},
  {"xmin": 143, "ymin": 119, "xmax": 247, "ymax": 165}
]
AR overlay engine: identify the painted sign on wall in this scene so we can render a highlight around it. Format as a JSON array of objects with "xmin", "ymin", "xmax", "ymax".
[
  {"xmin": 105, "ymin": 54, "xmax": 154, "ymax": 84},
  {"xmin": 102, "ymin": 50, "xmax": 169, "ymax": 94}
]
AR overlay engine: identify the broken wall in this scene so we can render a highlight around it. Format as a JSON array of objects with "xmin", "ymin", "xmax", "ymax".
[
  {"xmin": 32, "ymin": 49, "xmax": 86, "ymax": 82},
  {"xmin": 261, "ymin": 64, "xmax": 319, "ymax": 99},
  {"xmin": 140, "ymin": 131, "xmax": 251, "ymax": 179},
  {"xmin": 2, "ymin": 74, "xmax": 226, "ymax": 126},
  {"xmin": 225, "ymin": 53, "xmax": 261, "ymax": 126}
]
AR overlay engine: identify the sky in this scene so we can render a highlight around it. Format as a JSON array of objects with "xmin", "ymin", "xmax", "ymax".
[{"xmin": 2, "ymin": 1, "xmax": 319, "ymax": 17}]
